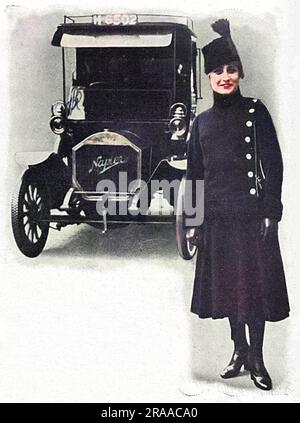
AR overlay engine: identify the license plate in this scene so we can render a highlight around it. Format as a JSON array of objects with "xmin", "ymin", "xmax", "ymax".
[{"xmin": 93, "ymin": 14, "xmax": 137, "ymax": 26}]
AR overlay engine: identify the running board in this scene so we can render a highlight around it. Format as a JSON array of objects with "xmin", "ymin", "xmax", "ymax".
[{"xmin": 41, "ymin": 215, "xmax": 176, "ymax": 224}]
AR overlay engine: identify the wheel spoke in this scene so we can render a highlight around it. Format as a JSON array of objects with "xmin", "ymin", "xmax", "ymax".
[
  {"xmin": 33, "ymin": 186, "xmax": 38, "ymax": 201},
  {"xmin": 37, "ymin": 198, "xmax": 43, "ymax": 212},
  {"xmin": 32, "ymin": 224, "xmax": 39, "ymax": 242},
  {"xmin": 27, "ymin": 224, "xmax": 35, "ymax": 242},
  {"xmin": 30, "ymin": 228, "xmax": 34, "ymax": 243},
  {"xmin": 28, "ymin": 184, "xmax": 36, "ymax": 202},
  {"xmin": 31, "ymin": 225, "xmax": 36, "ymax": 243},
  {"xmin": 24, "ymin": 192, "xmax": 31, "ymax": 205},
  {"xmin": 24, "ymin": 222, "xmax": 30, "ymax": 232},
  {"xmin": 21, "ymin": 206, "xmax": 29, "ymax": 215},
  {"xmin": 36, "ymin": 225, "xmax": 42, "ymax": 239},
  {"xmin": 27, "ymin": 225, "xmax": 33, "ymax": 242},
  {"xmin": 25, "ymin": 223, "xmax": 30, "ymax": 235},
  {"xmin": 26, "ymin": 187, "xmax": 34, "ymax": 204},
  {"xmin": 28, "ymin": 185, "xmax": 33, "ymax": 201}
]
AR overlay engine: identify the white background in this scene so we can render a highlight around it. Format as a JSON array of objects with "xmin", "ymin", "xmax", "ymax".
[{"xmin": 0, "ymin": 0, "xmax": 300, "ymax": 402}]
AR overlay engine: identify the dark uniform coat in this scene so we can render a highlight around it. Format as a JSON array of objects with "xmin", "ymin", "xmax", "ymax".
[{"xmin": 186, "ymin": 89, "xmax": 290, "ymax": 322}]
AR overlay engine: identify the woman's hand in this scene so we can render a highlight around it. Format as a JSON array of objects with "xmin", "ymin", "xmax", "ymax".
[
  {"xmin": 186, "ymin": 227, "xmax": 199, "ymax": 246},
  {"xmin": 260, "ymin": 218, "xmax": 278, "ymax": 241}
]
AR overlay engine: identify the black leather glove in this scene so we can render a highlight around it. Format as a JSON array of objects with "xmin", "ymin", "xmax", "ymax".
[
  {"xmin": 186, "ymin": 227, "xmax": 199, "ymax": 246},
  {"xmin": 260, "ymin": 218, "xmax": 278, "ymax": 241}
]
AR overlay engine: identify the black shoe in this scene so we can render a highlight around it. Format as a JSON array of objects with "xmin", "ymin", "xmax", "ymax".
[
  {"xmin": 220, "ymin": 349, "xmax": 250, "ymax": 379},
  {"xmin": 249, "ymin": 358, "xmax": 272, "ymax": 391}
]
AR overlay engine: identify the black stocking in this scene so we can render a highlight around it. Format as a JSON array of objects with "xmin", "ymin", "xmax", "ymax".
[
  {"xmin": 229, "ymin": 317, "xmax": 249, "ymax": 352},
  {"xmin": 247, "ymin": 319, "xmax": 265, "ymax": 361}
]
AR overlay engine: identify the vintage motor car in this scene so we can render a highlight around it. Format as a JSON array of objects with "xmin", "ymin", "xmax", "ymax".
[{"xmin": 11, "ymin": 13, "xmax": 203, "ymax": 259}]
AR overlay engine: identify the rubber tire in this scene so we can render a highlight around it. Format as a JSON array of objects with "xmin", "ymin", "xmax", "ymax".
[
  {"xmin": 175, "ymin": 176, "xmax": 197, "ymax": 260},
  {"xmin": 11, "ymin": 174, "xmax": 50, "ymax": 258}
]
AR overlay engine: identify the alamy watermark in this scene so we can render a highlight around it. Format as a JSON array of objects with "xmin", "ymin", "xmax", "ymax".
[{"xmin": 95, "ymin": 171, "xmax": 203, "ymax": 227}]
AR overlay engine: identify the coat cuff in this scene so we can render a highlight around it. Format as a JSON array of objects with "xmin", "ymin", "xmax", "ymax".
[{"xmin": 262, "ymin": 196, "xmax": 283, "ymax": 221}]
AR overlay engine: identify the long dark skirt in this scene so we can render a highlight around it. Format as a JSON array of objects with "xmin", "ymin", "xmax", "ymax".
[{"xmin": 191, "ymin": 219, "xmax": 290, "ymax": 322}]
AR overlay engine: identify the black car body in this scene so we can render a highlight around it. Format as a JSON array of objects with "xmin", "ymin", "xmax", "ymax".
[{"xmin": 11, "ymin": 13, "xmax": 201, "ymax": 258}]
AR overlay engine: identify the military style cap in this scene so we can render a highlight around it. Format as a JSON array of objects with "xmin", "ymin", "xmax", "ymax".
[{"xmin": 202, "ymin": 19, "xmax": 244, "ymax": 78}]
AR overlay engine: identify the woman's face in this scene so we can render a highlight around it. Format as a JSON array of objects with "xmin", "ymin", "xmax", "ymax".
[{"xmin": 209, "ymin": 64, "xmax": 240, "ymax": 95}]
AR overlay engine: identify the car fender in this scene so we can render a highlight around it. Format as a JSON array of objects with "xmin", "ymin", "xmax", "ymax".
[
  {"xmin": 20, "ymin": 153, "xmax": 72, "ymax": 209},
  {"xmin": 167, "ymin": 155, "xmax": 187, "ymax": 170},
  {"xmin": 15, "ymin": 151, "xmax": 54, "ymax": 167}
]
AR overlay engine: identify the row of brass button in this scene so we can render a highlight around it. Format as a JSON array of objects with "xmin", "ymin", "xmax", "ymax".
[{"xmin": 246, "ymin": 99, "xmax": 257, "ymax": 196}]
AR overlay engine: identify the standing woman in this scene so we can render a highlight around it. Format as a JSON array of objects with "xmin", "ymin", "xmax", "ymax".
[{"xmin": 185, "ymin": 19, "xmax": 290, "ymax": 390}]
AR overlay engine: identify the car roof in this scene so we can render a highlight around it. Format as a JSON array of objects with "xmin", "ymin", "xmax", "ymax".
[{"xmin": 52, "ymin": 14, "xmax": 197, "ymax": 46}]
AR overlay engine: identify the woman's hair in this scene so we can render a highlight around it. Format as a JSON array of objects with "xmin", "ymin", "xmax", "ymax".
[
  {"xmin": 210, "ymin": 60, "xmax": 244, "ymax": 79},
  {"xmin": 229, "ymin": 60, "xmax": 244, "ymax": 79}
]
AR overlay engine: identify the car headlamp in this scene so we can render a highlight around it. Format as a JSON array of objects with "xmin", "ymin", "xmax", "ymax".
[
  {"xmin": 169, "ymin": 103, "xmax": 187, "ymax": 140},
  {"xmin": 170, "ymin": 103, "xmax": 187, "ymax": 118},
  {"xmin": 51, "ymin": 101, "xmax": 65, "ymax": 117},
  {"xmin": 49, "ymin": 115, "xmax": 66, "ymax": 135},
  {"xmin": 169, "ymin": 117, "xmax": 187, "ymax": 138}
]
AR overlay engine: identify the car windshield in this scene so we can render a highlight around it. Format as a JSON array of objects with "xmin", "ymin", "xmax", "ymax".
[
  {"xmin": 63, "ymin": 32, "xmax": 178, "ymax": 120},
  {"xmin": 75, "ymin": 45, "xmax": 174, "ymax": 89}
]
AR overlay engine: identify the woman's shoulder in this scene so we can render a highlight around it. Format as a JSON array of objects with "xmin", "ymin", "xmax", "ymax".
[
  {"xmin": 242, "ymin": 95, "xmax": 268, "ymax": 110},
  {"xmin": 242, "ymin": 96, "xmax": 275, "ymax": 128},
  {"xmin": 193, "ymin": 107, "xmax": 214, "ymax": 123}
]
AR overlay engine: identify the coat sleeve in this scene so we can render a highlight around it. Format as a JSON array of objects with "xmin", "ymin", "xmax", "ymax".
[
  {"xmin": 184, "ymin": 115, "xmax": 204, "ymax": 227},
  {"xmin": 256, "ymin": 101, "xmax": 283, "ymax": 221}
]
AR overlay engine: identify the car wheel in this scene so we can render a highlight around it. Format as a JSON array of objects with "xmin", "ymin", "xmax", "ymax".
[
  {"xmin": 11, "ymin": 174, "xmax": 50, "ymax": 257},
  {"xmin": 175, "ymin": 176, "xmax": 197, "ymax": 260}
]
